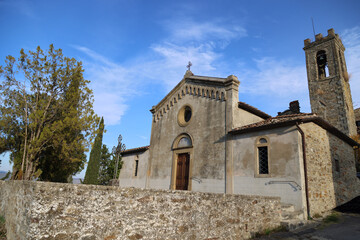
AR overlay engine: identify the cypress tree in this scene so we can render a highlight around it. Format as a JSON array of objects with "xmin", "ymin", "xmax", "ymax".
[{"xmin": 83, "ymin": 117, "xmax": 104, "ymax": 184}]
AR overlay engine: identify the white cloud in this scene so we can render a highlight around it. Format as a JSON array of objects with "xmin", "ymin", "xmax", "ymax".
[
  {"xmin": 149, "ymin": 42, "xmax": 220, "ymax": 90},
  {"xmin": 342, "ymin": 27, "xmax": 360, "ymax": 108},
  {"xmin": 73, "ymin": 18, "xmax": 247, "ymax": 125},
  {"xmin": 164, "ymin": 18, "xmax": 247, "ymax": 46},
  {"xmin": 73, "ymin": 46, "xmax": 135, "ymax": 126},
  {"xmin": 143, "ymin": 18, "xmax": 247, "ymax": 90},
  {"xmin": 237, "ymin": 26, "xmax": 360, "ymax": 112},
  {"xmin": 240, "ymin": 57, "xmax": 307, "ymax": 96}
]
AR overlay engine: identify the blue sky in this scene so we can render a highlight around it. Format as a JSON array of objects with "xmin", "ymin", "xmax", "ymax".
[{"xmin": 1, "ymin": 0, "xmax": 360, "ymax": 178}]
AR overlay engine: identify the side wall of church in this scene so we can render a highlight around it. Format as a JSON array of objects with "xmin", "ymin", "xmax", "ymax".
[
  {"xmin": 232, "ymin": 126, "xmax": 305, "ymax": 211},
  {"xmin": 233, "ymin": 108, "xmax": 265, "ymax": 129},
  {"xmin": 148, "ymin": 90, "xmax": 227, "ymax": 193},
  {"xmin": 119, "ymin": 150, "xmax": 149, "ymax": 188},
  {"xmin": 300, "ymin": 122, "xmax": 360, "ymax": 215}
]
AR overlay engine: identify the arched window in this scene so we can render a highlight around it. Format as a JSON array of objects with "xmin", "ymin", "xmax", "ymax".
[
  {"xmin": 173, "ymin": 134, "xmax": 193, "ymax": 149},
  {"xmin": 316, "ymin": 50, "xmax": 328, "ymax": 79},
  {"xmin": 178, "ymin": 136, "xmax": 192, "ymax": 148},
  {"xmin": 257, "ymin": 137, "xmax": 269, "ymax": 175}
]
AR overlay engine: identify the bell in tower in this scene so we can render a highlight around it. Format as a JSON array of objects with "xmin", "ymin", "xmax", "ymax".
[{"xmin": 316, "ymin": 50, "xmax": 327, "ymax": 79}]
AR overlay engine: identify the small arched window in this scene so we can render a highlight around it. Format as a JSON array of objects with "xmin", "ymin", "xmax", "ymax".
[
  {"xmin": 316, "ymin": 50, "xmax": 328, "ymax": 79},
  {"xmin": 178, "ymin": 136, "xmax": 192, "ymax": 148},
  {"xmin": 257, "ymin": 137, "xmax": 269, "ymax": 175},
  {"xmin": 173, "ymin": 134, "xmax": 193, "ymax": 149}
]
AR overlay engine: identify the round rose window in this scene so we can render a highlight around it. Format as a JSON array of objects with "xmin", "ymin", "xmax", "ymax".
[{"xmin": 178, "ymin": 105, "xmax": 192, "ymax": 126}]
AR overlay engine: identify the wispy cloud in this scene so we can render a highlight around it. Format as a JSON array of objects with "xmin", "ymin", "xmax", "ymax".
[
  {"xmin": 73, "ymin": 18, "xmax": 248, "ymax": 125},
  {"xmin": 342, "ymin": 27, "xmax": 360, "ymax": 107},
  {"xmin": 240, "ymin": 58, "xmax": 307, "ymax": 96},
  {"xmin": 164, "ymin": 18, "xmax": 247, "ymax": 46},
  {"xmin": 73, "ymin": 46, "xmax": 134, "ymax": 126},
  {"xmin": 75, "ymin": 20, "xmax": 360, "ymax": 125}
]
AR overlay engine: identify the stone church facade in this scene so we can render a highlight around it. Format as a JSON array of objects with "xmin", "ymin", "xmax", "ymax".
[{"xmin": 119, "ymin": 29, "xmax": 360, "ymax": 218}]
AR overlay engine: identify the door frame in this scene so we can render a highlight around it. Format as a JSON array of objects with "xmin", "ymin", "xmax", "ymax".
[
  {"xmin": 171, "ymin": 148, "xmax": 193, "ymax": 190},
  {"xmin": 171, "ymin": 133, "xmax": 194, "ymax": 190}
]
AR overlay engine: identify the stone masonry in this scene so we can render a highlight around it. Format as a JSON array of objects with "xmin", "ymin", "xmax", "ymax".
[
  {"xmin": 299, "ymin": 122, "xmax": 360, "ymax": 215},
  {"xmin": 304, "ymin": 28, "xmax": 357, "ymax": 137},
  {"xmin": 0, "ymin": 180, "xmax": 282, "ymax": 240}
]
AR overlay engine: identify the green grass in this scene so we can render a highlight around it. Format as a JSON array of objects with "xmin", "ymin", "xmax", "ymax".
[
  {"xmin": 323, "ymin": 212, "xmax": 340, "ymax": 224},
  {"xmin": 252, "ymin": 225, "xmax": 288, "ymax": 238}
]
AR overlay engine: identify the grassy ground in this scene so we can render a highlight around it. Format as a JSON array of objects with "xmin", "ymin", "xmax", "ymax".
[{"xmin": 0, "ymin": 215, "xmax": 6, "ymax": 240}]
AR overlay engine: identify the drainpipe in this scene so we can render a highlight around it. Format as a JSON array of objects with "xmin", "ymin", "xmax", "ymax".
[
  {"xmin": 224, "ymin": 99, "xmax": 227, "ymax": 194},
  {"xmin": 295, "ymin": 122, "xmax": 311, "ymax": 219}
]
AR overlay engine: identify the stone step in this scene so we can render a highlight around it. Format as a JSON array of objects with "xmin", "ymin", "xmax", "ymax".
[
  {"xmin": 281, "ymin": 219, "xmax": 306, "ymax": 231},
  {"xmin": 281, "ymin": 210, "xmax": 304, "ymax": 221},
  {"xmin": 281, "ymin": 203, "xmax": 295, "ymax": 212}
]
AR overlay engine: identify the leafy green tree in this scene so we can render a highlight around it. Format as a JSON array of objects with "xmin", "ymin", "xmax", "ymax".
[
  {"xmin": 98, "ymin": 144, "xmax": 115, "ymax": 185},
  {"xmin": 112, "ymin": 135, "xmax": 126, "ymax": 177},
  {"xmin": 98, "ymin": 135, "xmax": 125, "ymax": 185},
  {"xmin": 37, "ymin": 71, "xmax": 87, "ymax": 182},
  {"xmin": 0, "ymin": 45, "xmax": 99, "ymax": 180},
  {"xmin": 83, "ymin": 117, "xmax": 104, "ymax": 184}
]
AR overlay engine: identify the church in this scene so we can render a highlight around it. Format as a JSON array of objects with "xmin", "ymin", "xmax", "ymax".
[{"xmin": 118, "ymin": 28, "xmax": 360, "ymax": 218}]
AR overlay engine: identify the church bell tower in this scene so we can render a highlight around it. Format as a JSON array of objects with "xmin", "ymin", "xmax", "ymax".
[{"xmin": 304, "ymin": 28, "xmax": 356, "ymax": 136}]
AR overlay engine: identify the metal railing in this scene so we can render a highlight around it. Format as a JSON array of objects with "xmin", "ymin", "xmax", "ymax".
[{"xmin": 265, "ymin": 180, "xmax": 302, "ymax": 191}]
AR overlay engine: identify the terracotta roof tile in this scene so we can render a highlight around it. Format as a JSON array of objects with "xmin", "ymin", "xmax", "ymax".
[
  {"xmin": 230, "ymin": 113, "xmax": 359, "ymax": 147},
  {"xmin": 232, "ymin": 113, "xmax": 314, "ymax": 132},
  {"xmin": 238, "ymin": 101, "xmax": 271, "ymax": 119},
  {"xmin": 121, "ymin": 145, "xmax": 150, "ymax": 155}
]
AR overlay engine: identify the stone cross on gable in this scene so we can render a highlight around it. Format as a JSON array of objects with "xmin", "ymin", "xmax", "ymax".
[{"xmin": 187, "ymin": 61, "xmax": 192, "ymax": 71}]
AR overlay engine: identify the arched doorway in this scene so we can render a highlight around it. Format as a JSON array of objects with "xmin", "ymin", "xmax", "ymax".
[{"xmin": 171, "ymin": 134, "xmax": 193, "ymax": 190}]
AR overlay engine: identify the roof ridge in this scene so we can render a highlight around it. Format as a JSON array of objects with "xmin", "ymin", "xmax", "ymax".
[
  {"xmin": 230, "ymin": 114, "xmax": 359, "ymax": 147},
  {"xmin": 270, "ymin": 113, "xmax": 314, "ymax": 119},
  {"xmin": 238, "ymin": 101, "xmax": 271, "ymax": 119},
  {"xmin": 121, "ymin": 145, "xmax": 150, "ymax": 154}
]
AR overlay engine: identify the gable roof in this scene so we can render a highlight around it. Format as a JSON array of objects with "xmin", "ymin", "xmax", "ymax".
[
  {"xmin": 229, "ymin": 113, "xmax": 359, "ymax": 147},
  {"xmin": 150, "ymin": 71, "xmax": 236, "ymax": 113},
  {"xmin": 238, "ymin": 101, "xmax": 271, "ymax": 119},
  {"xmin": 121, "ymin": 145, "xmax": 150, "ymax": 155}
]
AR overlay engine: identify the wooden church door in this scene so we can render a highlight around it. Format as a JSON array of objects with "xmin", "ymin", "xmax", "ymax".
[{"xmin": 176, "ymin": 153, "xmax": 190, "ymax": 190}]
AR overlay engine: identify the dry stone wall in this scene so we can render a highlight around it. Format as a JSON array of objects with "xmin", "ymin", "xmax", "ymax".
[{"xmin": 0, "ymin": 181, "xmax": 281, "ymax": 240}]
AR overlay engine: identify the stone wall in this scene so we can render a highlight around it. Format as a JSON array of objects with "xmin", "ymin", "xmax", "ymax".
[
  {"xmin": 300, "ymin": 122, "xmax": 360, "ymax": 215},
  {"xmin": 0, "ymin": 180, "xmax": 282, "ymax": 240}
]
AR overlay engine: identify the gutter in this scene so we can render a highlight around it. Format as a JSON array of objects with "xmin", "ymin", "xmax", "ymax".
[{"xmin": 295, "ymin": 122, "xmax": 311, "ymax": 219}]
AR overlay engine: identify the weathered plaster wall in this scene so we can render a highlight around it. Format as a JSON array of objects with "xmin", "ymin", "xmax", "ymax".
[
  {"xmin": 119, "ymin": 150, "xmax": 149, "ymax": 188},
  {"xmin": 300, "ymin": 122, "xmax": 360, "ymax": 215},
  {"xmin": 233, "ymin": 108, "xmax": 265, "ymax": 129},
  {"xmin": 148, "ymin": 83, "xmax": 227, "ymax": 193},
  {"xmin": 232, "ymin": 126, "xmax": 305, "ymax": 211},
  {"xmin": 0, "ymin": 181, "xmax": 282, "ymax": 240}
]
